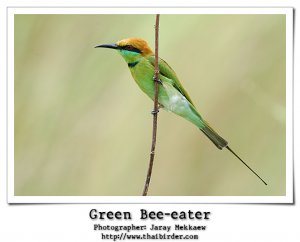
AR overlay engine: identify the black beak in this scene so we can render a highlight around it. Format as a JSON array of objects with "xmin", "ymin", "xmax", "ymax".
[{"xmin": 95, "ymin": 44, "xmax": 119, "ymax": 50}]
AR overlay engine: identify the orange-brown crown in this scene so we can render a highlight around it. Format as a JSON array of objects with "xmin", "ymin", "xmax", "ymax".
[{"xmin": 117, "ymin": 38, "xmax": 154, "ymax": 56}]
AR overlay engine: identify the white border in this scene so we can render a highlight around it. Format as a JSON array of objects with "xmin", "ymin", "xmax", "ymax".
[
  {"xmin": 7, "ymin": 7, "xmax": 293, "ymax": 14},
  {"xmin": 7, "ymin": 7, "xmax": 294, "ymax": 204}
]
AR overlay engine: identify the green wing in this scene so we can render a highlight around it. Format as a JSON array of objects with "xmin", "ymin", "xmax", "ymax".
[
  {"xmin": 148, "ymin": 56, "xmax": 228, "ymax": 150},
  {"xmin": 147, "ymin": 55, "xmax": 195, "ymax": 105}
]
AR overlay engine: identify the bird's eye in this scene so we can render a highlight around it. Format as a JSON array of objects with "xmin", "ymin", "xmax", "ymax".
[
  {"xmin": 125, "ymin": 45, "xmax": 134, "ymax": 50},
  {"xmin": 123, "ymin": 45, "xmax": 142, "ymax": 53}
]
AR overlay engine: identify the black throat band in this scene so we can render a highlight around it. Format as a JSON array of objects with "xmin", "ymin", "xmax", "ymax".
[{"xmin": 128, "ymin": 61, "xmax": 139, "ymax": 68}]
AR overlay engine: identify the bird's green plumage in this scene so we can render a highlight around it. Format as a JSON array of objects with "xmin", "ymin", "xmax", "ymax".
[
  {"xmin": 117, "ymin": 47, "xmax": 228, "ymax": 149},
  {"xmin": 147, "ymin": 55, "xmax": 194, "ymax": 106},
  {"xmin": 95, "ymin": 38, "xmax": 268, "ymax": 185}
]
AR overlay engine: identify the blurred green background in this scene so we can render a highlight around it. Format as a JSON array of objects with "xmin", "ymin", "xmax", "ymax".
[{"xmin": 14, "ymin": 14, "xmax": 286, "ymax": 196}]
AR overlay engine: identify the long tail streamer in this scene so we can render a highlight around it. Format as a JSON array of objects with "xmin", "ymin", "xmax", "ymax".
[{"xmin": 226, "ymin": 146, "xmax": 267, "ymax": 185}]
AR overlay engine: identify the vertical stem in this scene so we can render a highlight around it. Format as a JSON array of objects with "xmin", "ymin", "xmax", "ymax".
[{"xmin": 142, "ymin": 14, "xmax": 160, "ymax": 196}]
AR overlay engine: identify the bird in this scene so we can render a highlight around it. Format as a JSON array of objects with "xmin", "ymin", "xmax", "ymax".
[{"xmin": 95, "ymin": 37, "xmax": 267, "ymax": 185}]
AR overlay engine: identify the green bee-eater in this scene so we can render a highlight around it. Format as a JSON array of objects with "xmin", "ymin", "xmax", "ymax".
[{"xmin": 96, "ymin": 38, "xmax": 267, "ymax": 185}]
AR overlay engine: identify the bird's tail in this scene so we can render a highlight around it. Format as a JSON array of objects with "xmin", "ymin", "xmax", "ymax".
[
  {"xmin": 200, "ymin": 120, "xmax": 267, "ymax": 185},
  {"xmin": 200, "ymin": 121, "xmax": 228, "ymax": 150}
]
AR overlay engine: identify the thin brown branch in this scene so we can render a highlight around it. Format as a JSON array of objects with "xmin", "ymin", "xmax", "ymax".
[{"xmin": 142, "ymin": 14, "xmax": 160, "ymax": 196}]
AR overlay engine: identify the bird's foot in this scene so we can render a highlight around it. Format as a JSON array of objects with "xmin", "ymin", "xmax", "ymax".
[
  {"xmin": 153, "ymin": 76, "xmax": 162, "ymax": 84},
  {"xmin": 151, "ymin": 109, "xmax": 160, "ymax": 115}
]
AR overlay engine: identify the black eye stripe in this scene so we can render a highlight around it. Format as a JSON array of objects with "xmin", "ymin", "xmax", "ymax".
[{"xmin": 121, "ymin": 45, "xmax": 142, "ymax": 53}]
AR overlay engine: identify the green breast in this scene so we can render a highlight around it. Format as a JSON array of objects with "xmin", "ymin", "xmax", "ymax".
[{"xmin": 129, "ymin": 58, "xmax": 156, "ymax": 99}]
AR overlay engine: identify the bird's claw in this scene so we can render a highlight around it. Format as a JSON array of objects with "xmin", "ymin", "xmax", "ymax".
[
  {"xmin": 151, "ymin": 109, "xmax": 159, "ymax": 115},
  {"xmin": 153, "ymin": 76, "xmax": 162, "ymax": 84}
]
